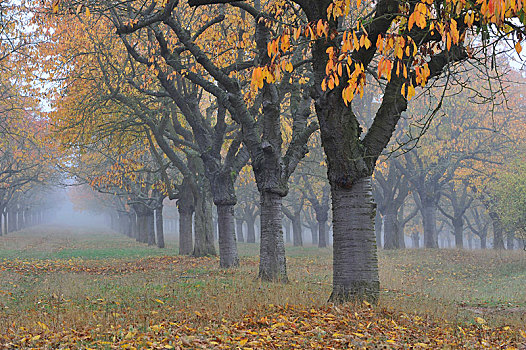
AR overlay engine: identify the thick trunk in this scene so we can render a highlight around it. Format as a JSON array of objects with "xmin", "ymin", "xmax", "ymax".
[
  {"xmin": 411, "ymin": 232, "xmax": 420, "ymax": 248},
  {"xmin": 258, "ymin": 191, "xmax": 287, "ymax": 282},
  {"xmin": 155, "ymin": 207, "xmax": 165, "ymax": 249},
  {"xmin": 147, "ymin": 209, "xmax": 156, "ymax": 246},
  {"xmin": 329, "ymin": 177, "xmax": 379, "ymax": 303},
  {"xmin": 453, "ymin": 218, "xmax": 464, "ymax": 249},
  {"xmin": 7, "ymin": 208, "xmax": 15, "ymax": 233},
  {"xmin": 480, "ymin": 235, "xmax": 487, "ymax": 249},
  {"xmin": 489, "ymin": 211, "xmax": 505, "ymax": 249},
  {"xmin": 507, "ymin": 232, "xmax": 515, "ymax": 250},
  {"xmin": 3, "ymin": 212, "xmax": 8, "ymax": 235},
  {"xmin": 292, "ymin": 215, "xmax": 303, "ymax": 247},
  {"xmin": 246, "ymin": 216, "xmax": 256, "ymax": 243},
  {"xmin": 374, "ymin": 212, "xmax": 382, "ymax": 249},
  {"xmin": 236, "ymin": 218, "xmax": 244, "ymax": 243},
  {"xmin": 284, "ymin": 219, "xmax": 291, "ymax": 243},
  {"xmin": 383, "ymin": 212, "xmax": 399, "ymax": 249},
  {"xmin": 193, "ymin": 188, "xmax": 216, "ymax": 257},
  {"xmin": 137, "ymin": 215, "xmax": 148, "ymax": 243},
  {"xmin": 178, "ymin": 207, "xmax": 193, "ymax": 255},
  {"xmin": 318, "ymin": 220, "xmax": 327, "ymax": 248},
  {"xmin": 129, "ymin": 212, "xmax": 137, "ymax": 239},
  {"xmin": 397, "ymin": 205, "xmax": 406, "ymax": 249},
  {"xmin": 309, "ymin": 221, "xmax": 318, "ymax": 245},
  {"xmin": 217, "ymin": 204, "xmax": 239, "ymax": 268},
  {"xmin": 422, "ymin": 205, "xmax": 439, "ymax": 248}
]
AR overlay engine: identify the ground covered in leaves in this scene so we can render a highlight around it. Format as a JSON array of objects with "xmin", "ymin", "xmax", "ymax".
[{"xmin": 0, "ymin": 226, "xmax": 525, "ymax": 349}]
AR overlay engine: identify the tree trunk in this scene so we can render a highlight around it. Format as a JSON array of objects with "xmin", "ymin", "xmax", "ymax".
[
  {"xmin": 329, "ymin": 177, "xmax": 379, "ymax": 303},
  {"xmin": 137, "ymin": 215, "xmax": 148, "ymax": 243},
  {"xmin": 411, "ymin": 232, "xmax": 420, "ymax": 248},
  {"xmin": 246, "ymin": 216, "xmax": 256, "ymax": 243},
  {"xmin": 193, "ymin": 188, "xmax": 216, "ymax": 257},
  {"xmin": 258, "ymin": 191, "xmax": 287, "ymax": 282},
  {"xmin": 383, "ymin": 212, "xmax": 399, "ymax": 249},
  {"xmin": 217, "ymin": 204, "xmax": 239, "ymax": 268},
  {"xmin": 453, "ymin": 218, "xmax": 464, "ymax": 249},
  {"xmin": 7, "ymin": 208, "xmax": 16, "ymax": 233},
  {"xmin": 375, "ymin": 212, "xmax": 382, "ymax": 249},
  {"xmin": 315, "ymin": 219, "xmax": 326, "ymax": 248},
  {"xmin": 178, "ymin": 206, "xmax": 193, "ymax": 255},
  {"xmin": 507, "ymin": 232, "xmax": 515, "ymax": 250},
  {"xmin": 489, "ymin": 211, "xmax": 505, "ymax": 249},
  {"xmin": 147, "ymin": 209, "xmax": 156, "ymax": 246},
  {"xmin": 236, "ymin": 218, "xmax": 244, "ymax": 243},
  {"xmin": 3, "ymin": 211, "xmax": 8, "ymax": 235},
  {"xmin": 283, "ymin": 218, "xmax": 291, "ymax": 243},
  {"xmin": 480, "ymin": 235, "xmax": 487, "ymax": 249},
  {"xmin": 422, "ymin": 205, "xmax": 439, "ymax": 248},
  {"xmin": 309, "ymin": 221, "xmax": 318, "ymax": 245},
  {"xmin": 292, "ymin": 215, "xmax": 303, "ymax": 247},
  {"xmin": 155, "ymin": 206, "xmax": 165, "ymax": 249}
]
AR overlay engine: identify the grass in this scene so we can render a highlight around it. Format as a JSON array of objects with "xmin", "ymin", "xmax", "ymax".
[{"xmin": 0, "ymin": 225, "xmax": 524, "ymax": 349}]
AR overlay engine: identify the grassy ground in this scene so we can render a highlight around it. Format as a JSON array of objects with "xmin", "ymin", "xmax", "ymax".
[{"xmin": 0, "ymin": 225, "xmax": 524, "ymax": 349}]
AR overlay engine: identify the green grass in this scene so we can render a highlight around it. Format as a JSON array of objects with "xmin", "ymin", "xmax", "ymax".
[{"xmin": 0, "ymin": 224, "xmax": 524, "ymax": 339}]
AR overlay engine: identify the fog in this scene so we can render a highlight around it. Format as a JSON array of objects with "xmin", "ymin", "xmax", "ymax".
[{"xmin": 47, "ymin": 191, "xmax": 107, "ymax": 230}]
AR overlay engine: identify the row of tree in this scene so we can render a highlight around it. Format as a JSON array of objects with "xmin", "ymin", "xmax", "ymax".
[{"xmin": 0, "ymin": 0, "xmax": 522, "ymax": 302}]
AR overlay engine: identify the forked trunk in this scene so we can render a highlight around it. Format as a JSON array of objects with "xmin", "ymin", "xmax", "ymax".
[
  {"xmin": 383, "ymin": 212, "xmax": 398, "ymax": 249},
  {"xmin": 217, "ymin": 204, "xmax": 239, "ymax": 268},
  {"xmin": 329, "ymin": 177, "xmax": 379, "ymax": 303},
  {"xmin": 318, "ymin": 220, "xmax": 327, "ymax": 248},
  {"xmin": 178, "ymin": 206, "xmax": 193, "ymax": 255},
  {"xmin": 155, "ymin": 207, "xmax": 165, "ymax": 249},
  {"xmin": 422, "ymin": 205, "xmax": 438, "ymax": 248},
  {"xmin": 236, "ymin": 218, "xmax": 244, "ymax": 243},
  {"xmin": 258, "ymin": 191, "xmax": 287, "ymax": 282}
]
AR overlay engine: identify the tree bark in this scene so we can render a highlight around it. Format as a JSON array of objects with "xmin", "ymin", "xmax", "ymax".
[
  {"xmin": 283, "ymin": 218, "xmax": 291, "ymax": 243},
  {"xmin": 137, "ymin": 214, "xmax": 148, "ymax": 243},
  {"xmin": 422, "ymin": 205, "xmax": 439, "ymax": 248},
  {"xmin": 178, "ymin": 205, "xmax": 193, "ymax": 255},
  {"xmin": 258, "ymin": 191, "xmax": 287, "ymax": 282},
  {"xmin": 292, "ymin": 215, "xmax": 303, "ymax": 247},
  {"xmin": 507, "ymin": 232, "xmax": 515, "ymax": 250},
  {"xmin": 246, "ymin": 216, "xmax": 256, "ymax": 243},
  {"xmin": 236, "ymin": 218, "xmax": 244, "ymax": 243},
  {"xmin": 155, "ymin": 206, "xmax": 165, "ymax": 248},
  {"xmin": 309, "ymin": 221, "xmax": 318, "ymax": 245},
  {"xmin": 193, "ymin": 187, "xmax": 216, "ymax": 257},
  {"xmin": 217, "ymin": 204, "xmax": 239, "ymax": 267},
  {"xmin": 453, "ymin": 217, "xmax": 464, "ymax": 249},
  {"xmin": 383, "ymin": 212, "xmax": 399, "ymax": 249},
  {"xmin": 318, "ymin": 220, "xmax": 327, "ymax": 248},
  {"xmin": 329, "ymin": 177, "xmax": 379, "ymax": 303},
  {"xmin": 411, "ymin": 232, "xmax": 420, "ymax": 248},
  {"xmin": 147, "ymin": 209, "xmax": 156, "ymax": 246},
  {"xmin": 489, "ymin": 211, "xmax": 505, "ymax": 249},
  {"xmin": 480, "ymin": 235, "xmax": 487, "ymax": 249}
]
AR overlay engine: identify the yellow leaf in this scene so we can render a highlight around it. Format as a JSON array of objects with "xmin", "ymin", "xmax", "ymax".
[
  {"xmin": 85, "ymin": 6, "xmax": 91, "ymax": 17},
  {"xmin": 515, "ymin": 41, "xmax": 522, "ymax": 55},
  {"xmin": 475, "ymin": 317, "xmax": 486, "ymax": 324},
  {"xmin": 239, "ymin": 338, "xmax": 248, "ymax": 345},
  {"xmin": 155, "ymin": 298, "xmax": 164, "ymax": 304}
]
